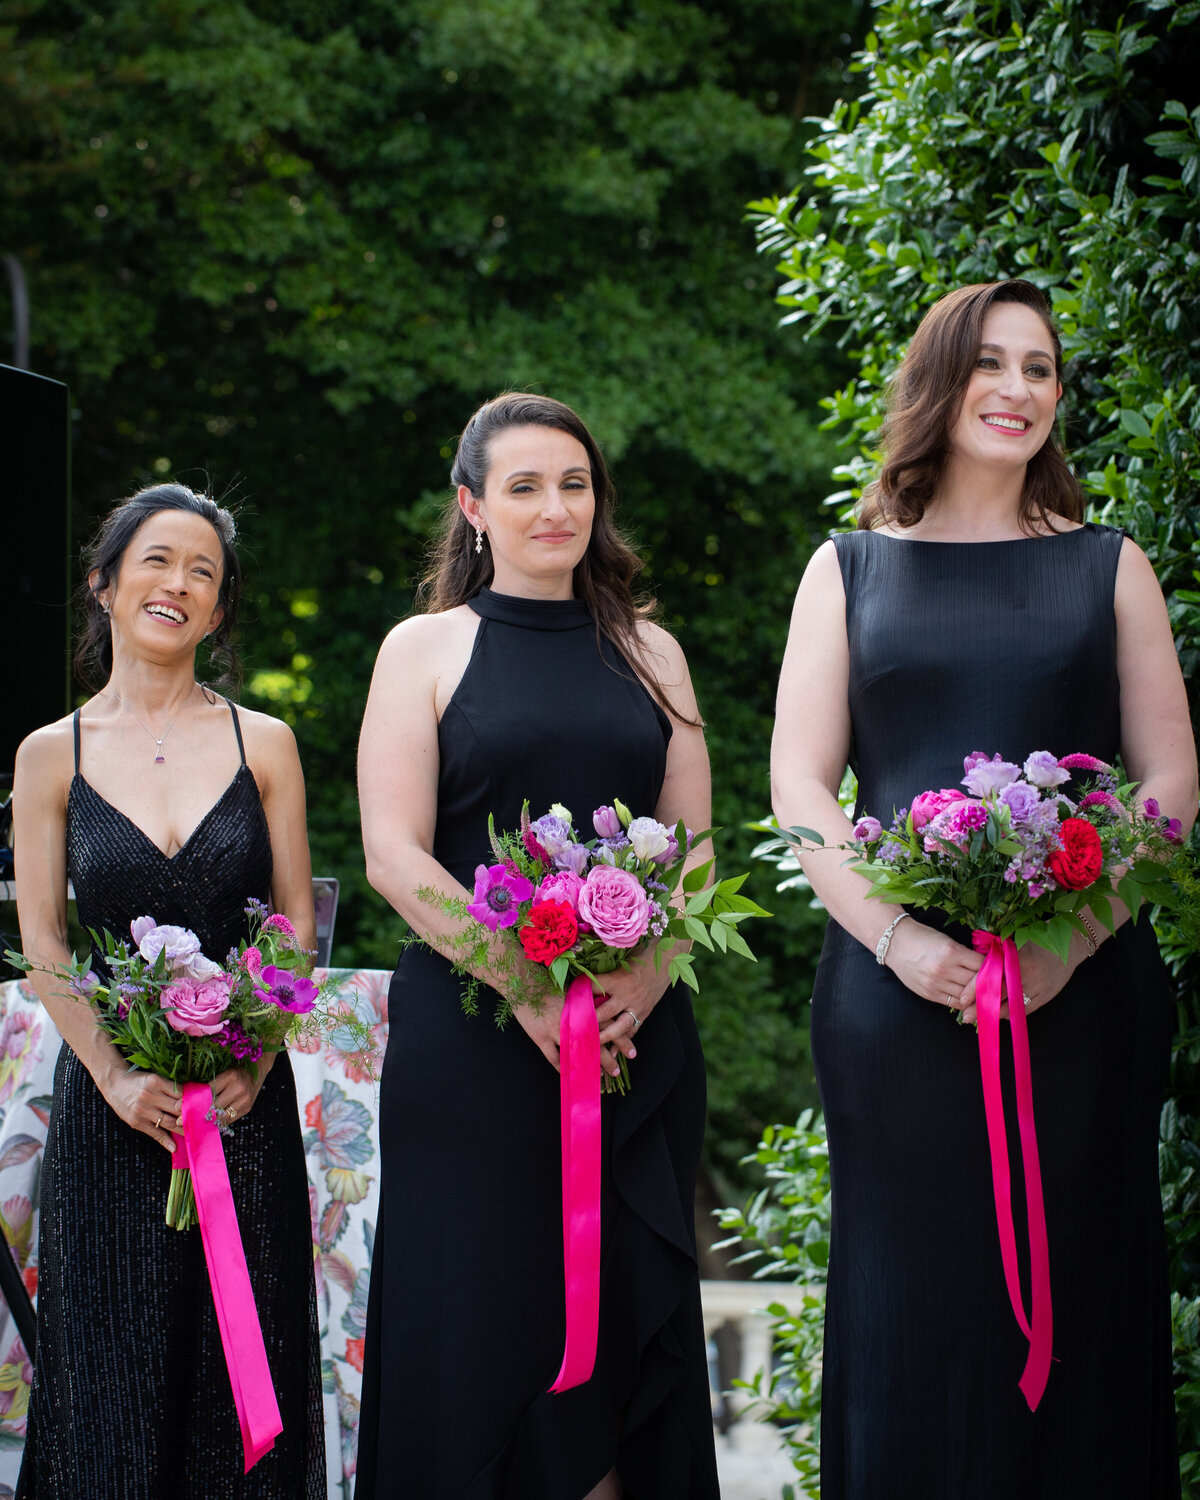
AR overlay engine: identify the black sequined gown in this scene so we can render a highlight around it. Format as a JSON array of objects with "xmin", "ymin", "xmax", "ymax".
[
  {"xmin": 355, "ymin": 589, "xmax": 718, "ymax": 1500},
  {"xmin": 17, "ymin": 704, "xmax": 325, "ymax": 1500},
  {"xmin": 812, "ymin": 525, "xmax": 1179, "ymax": 1498}
]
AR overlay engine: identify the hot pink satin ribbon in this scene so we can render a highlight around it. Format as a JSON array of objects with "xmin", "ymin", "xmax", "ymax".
[
  {"xmin": 971, "ymin": 931, "xmax": 1053, "ymax": 1410},
  {"xmin": 549, "ymin": 973, "xmax": 602, "ymax": 1393},
  {"xmin": 174, "ymin": 1082, "xmax": 283, "ymax": 1470}
]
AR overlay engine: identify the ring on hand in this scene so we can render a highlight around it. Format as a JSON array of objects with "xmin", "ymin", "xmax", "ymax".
[
  {"xmin": 945, "ymin": 994, "xmax": 956, "ymax": 1008},
  {"xmin": 623, "ymin": 1009, "xmax": 640, "ymax": 1033},
  {"xmin": 226, "ymin": 1106, "xmax": 238, "ymax": 1123},
  {"xmin": 155, "ymin": 1113, "xmax": 163, "ymax": 1130},
  {"xmin": 1023, "ymin": 993, "xmax": 1032, "ymax": 1010}
]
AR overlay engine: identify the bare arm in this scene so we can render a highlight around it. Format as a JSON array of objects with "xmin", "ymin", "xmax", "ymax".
[
  {"xmin": 13, "ymin": 724, "xmax": 183, "ymax": 1151},
  {"xmin": 770, "ymin": 541, "xmax": 982, "ymax": 1009}
]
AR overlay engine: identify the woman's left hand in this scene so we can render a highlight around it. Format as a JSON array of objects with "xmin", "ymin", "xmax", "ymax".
[
  {"xmin": 593, "ymin": 960, "xmax": 673, "ymax": 1078},
  {"xmin": 958, "ymin": 941, "xmax": 1081, "ymax": 1026},
  {"xmin": 203, "ymin": 1054, "xmax": 278, "ymax": 1128}
]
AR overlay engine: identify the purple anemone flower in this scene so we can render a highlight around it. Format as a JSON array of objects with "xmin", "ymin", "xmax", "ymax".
[
  {"xmin": 253, "ymin": 965, "xmax": 318, "ymax": 1014},
  {"xmin": 1142, "ymin": 797, "xmax": 1161, "ymax": 819},
  {"xmin": 467, "ymin": 862, "xmax": 534, "ymax": 932}
]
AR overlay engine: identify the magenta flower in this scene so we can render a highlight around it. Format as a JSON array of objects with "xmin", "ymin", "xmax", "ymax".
[
  {"xmin": 467, "ymin": 862, "xmax": 534, "ymax": 931},
  {"xmin": 853, "ymin": 816, "xmax": 883, "ymax": 842},
  {"xmin": 1142, "ymin": 797, "xmax": 1161, "ymax": 819},
  {"xmin": 1058, "ymin": 752, "xmax": 1113, "ymax": 773},
  {"xmin": 577, "ymin": 866, "xmax": 652, "ymax": 948},
  {"xmin": 161, "ymin": 976, "xmax": 232, "ymax": 1036},
  {"xmin": 253, "ymin": 965, "xmax": 318, "ymax": 1014},
  {"xmin": 1079, "ymin": 791, "xmax": 1123, "ymax": 816},
  {"xmin": 240, "ymin": 945, "xmax": 265, "ymax": 976},
  {"xmin": 1165, "ymin": 818, "xmax": 1183, "ymax": 843},
  {"xmin": 911, "ymin": 788, "xmax": 961, "ymax": 832},
  {"xmin": 535, "ymin": 870, "xmax": 585, "ymax": 912},
  {"xmin": 264, "ymin": 913, "xmax": 297, "ymax": 940}
]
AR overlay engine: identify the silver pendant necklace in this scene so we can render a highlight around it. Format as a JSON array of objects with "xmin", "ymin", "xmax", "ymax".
[{"xmin": 110, "ymin": 687, "xmax": 194, "ymax": 764}]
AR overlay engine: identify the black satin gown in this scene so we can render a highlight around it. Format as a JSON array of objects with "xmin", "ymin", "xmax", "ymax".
[
  {"xmin": 811, "ymin": 524, "xmax": 1179, "ymax": 1498},
  {"xmin": 355, "ymin": 589, "xmax": 718, "ymax": 1500},
  {"xmin": 18, "ymin": 703, "xmax": 325, "ymax": 1500}
]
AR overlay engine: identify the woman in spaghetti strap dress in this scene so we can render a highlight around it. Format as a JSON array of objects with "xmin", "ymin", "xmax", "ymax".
[
  {"xmin": 772, "ymin": 282, "xmax": 1196, "ymax": 1498},
  {"xmin": 13, "ymin": 484, "xmax": 325, "ymax": 1498},
  {"xmin": 356, "ymin": 393, "xmax": 719, "ymax": 1499}
]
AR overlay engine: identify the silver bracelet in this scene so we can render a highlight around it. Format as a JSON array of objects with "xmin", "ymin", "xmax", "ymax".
[{"xmin": 875, "ymin": 911, "xmax": 910, "ymax": 967}]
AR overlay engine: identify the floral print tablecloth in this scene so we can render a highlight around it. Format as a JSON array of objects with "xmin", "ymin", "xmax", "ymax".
[{"xmin": 0, "ymin": 968, "xmax": 389, "ymax": 1500}]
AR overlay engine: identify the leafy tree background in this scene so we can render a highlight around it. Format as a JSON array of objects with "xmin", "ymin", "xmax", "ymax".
[
  {"xmin": 1, "ymin": 0, "xmax": 873, "ymax": 1226},
  {"xmin": 736, "ymin": 0, "xmax": 1200, "ymax": 1486}
]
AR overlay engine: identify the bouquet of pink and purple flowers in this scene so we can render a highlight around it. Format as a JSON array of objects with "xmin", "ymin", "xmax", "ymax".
[
  {"xmin": 775, "ymin": 749, "xmax": 1187, "ymax": 958},
  {"xmin": 8, "ymin": 900, "xmax": 375, "ymax": 1227},
  {"xmin": 423, "ymin": 797, "xmax": 768, "ymax": 1091}
]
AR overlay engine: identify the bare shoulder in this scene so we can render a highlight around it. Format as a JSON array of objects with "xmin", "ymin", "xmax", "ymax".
[
  {"xmin": 225, "ymin": 701, "xmax": 300, "ymax": 759},
  {"xmin": 14, "ymin": 715, "xmax": 77, "ymax": 794},
  {"xmin": 633, "ymin": 619, "xmax": 689, "ymax": 687},
  {"xmin": 375, "ymin": 605, "xmax": 479, "ymax": 671}
]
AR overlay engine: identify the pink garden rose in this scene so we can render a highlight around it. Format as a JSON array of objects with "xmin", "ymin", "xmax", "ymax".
[
  {"xmin": 910, "ymin": 788, "xmax": 961, "ymax": 832},
  {"xmin": 160, "ymin": 975, "xmax": 232, "ymax": 1036},
  {"xmin": 535, "ymin": 870, "xmax": 585, "ymax": 912},
  {"xmin": 577, "ymin": 867, "xmax": 651, "ymax": 948}
]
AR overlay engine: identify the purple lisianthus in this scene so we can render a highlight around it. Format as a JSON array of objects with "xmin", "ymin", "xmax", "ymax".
[
  {"xmin": 136, "ymin": 921, "xmax": 202, "ymax": 970},
  {"xmin": 592, "ymin": 805, "xmax": 622, "ymax": 839},
  {"xmin": 554, "ymin": 842, "xmax": 592, "ymax": 877},
  {"xmin": 253, "ymin": 964, "xmax": 318, "ymax": 1014},
  {"xmin": 1023, "ymin": 751, "xmax": 1071, "ymax": 789},
  {"xmin": 467, "ymin": 862, "xmax": 534, "ymax": 931},
  {"xmin": 69, "ymin": 970, "xmax": 100, "ymax": 998},
  {"xmin": 161, "ymin": 975, "xmax": 232, "ymax": 1036},
  {"xmin": 626, "ymin": 817, "xmax": 672, "ymax": 863},
  {"xmin": 1142, "ymin": 797, "xmax": 1161, "ymax": 819},
  {"xmin": 655, "ymin": 828, "xmax": 690, "ymax": 866},
  {"xmin": 853, "ymin": 816, "xmax": 883, "ymax": 843},
  {"xmin": 577, "ymin": 867, "xmax": 652, "ymax": 948},
  {"xmin": 529, "ymin": 815, "xmax": 574, "ymax": 861},
  {"xmin": 962, "ymin": 754, "xmax": 1021, "ymax": 797},
  {"xmin": 999, "ymin": 781, "xmax": 1041, "ymax": 824}
]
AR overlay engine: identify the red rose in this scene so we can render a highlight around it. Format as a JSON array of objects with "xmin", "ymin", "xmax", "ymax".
[
  {"xmin": 1048, "ymin": 817, "xmax": 1104, "ymax": 890},
  {"xmin": 518, "ymin": 900, "xmax": 579, "ymax": 965}
]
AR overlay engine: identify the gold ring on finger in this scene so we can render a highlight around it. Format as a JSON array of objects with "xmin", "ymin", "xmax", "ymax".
[
  {"xmin": 227, "ymin": 1106, "xmax": 238, "ymax": 1122},
  {"xmin": 155, "ymin": 1113, "xmax": 163, "ymax": 1129}
]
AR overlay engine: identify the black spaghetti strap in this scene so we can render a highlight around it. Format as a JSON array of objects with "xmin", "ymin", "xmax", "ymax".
[
  {"xmin": 73, "ymin": 709, "xmax": 82, "ymax": 775},
  {"xmin": 228, "ymin": 700, "xmax": 247, "ymax": 766}
]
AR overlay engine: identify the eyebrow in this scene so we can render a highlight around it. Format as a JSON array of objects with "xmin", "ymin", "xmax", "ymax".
[
  {"xmin": 980, "ymin": 342, "xmax": 1055, "ymax": 361},
  {"xmin": 503, "ymin": 466, "xmax": 591, "ymax": 481},
  {"xmin": 141, "ymin": 542, "xmax": 220, "ymax": 567}
]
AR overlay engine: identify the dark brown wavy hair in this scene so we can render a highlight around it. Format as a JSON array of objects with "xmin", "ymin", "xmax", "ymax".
[
  {"xmin": 419, "ymin": 392, "xmax": 695, "ymax": 723},
  {"xmin": 75, "ymin": 483, "xmax": 242, "ymax": 690},
  {"xmin": 858, "ymin": 280, "xmax": 1085, "ymax": 533}
]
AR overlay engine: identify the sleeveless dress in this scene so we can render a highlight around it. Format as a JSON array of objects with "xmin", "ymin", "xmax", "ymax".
[
  {"xmin": 355, "ymin": 589, "xmax": 719, "ymax": 1500},
  {"xmin": 811, "ymin": 524, "xmax": 1179, "ymax": 1499},
  {"xmin": 17, "ymin": 703, "xmax": 325, "ymax": 1500}
]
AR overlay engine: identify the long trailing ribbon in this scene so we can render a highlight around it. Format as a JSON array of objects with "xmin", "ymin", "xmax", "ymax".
[
  {"xmin": 175, "ymin": 1082, "xmax": 283, "ymax": 1470},
  {"xmin": 549, "ymin": 973, "xmax": 602, "ymax": 1393},
  {"xmin": 971, "ymin": 931, "xmax": 1053, "ymax": 1411}
]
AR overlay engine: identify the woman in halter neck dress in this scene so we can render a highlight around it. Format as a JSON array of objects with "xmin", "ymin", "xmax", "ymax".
[
  {"xmin": 13, "ymin": 483, "xmax": 325, "ymax": 1498},
  {"xmin": 356, "ymin": 393, "xmax": 719, "ymax": 1499},
  {"xmin": 771, "ymin": 281, "xmax": 1196, "ymax": 1497}
]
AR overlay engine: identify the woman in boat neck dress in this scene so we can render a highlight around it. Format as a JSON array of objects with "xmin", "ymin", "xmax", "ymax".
[
  {"xmin": 13, "ymin": 483, "xmax": 325, "ymax": 1498},
  {"xmin": 771, "ymin": 281, "xmax": 1196, "ymax": 1497},
  {"xmin": 356, "ymin": 392, "xmax": 719, "ymax": 1499}
]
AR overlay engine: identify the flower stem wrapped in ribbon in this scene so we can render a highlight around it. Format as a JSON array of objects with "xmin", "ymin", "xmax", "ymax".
[
  {"xmin": 420, "ymin": 797, "xmax": 771, "ymax": 1393},
  {"xmin": 763, "ymin": 749, "xmax": 1192, "ymax": 1410}
]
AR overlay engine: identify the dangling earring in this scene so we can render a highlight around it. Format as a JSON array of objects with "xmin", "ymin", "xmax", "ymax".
[{"xmin": 474, "ymin": 526, "xmax": 484, "ymax": 555}]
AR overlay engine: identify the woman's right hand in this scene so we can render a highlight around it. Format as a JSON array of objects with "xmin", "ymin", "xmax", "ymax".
[
  {"xmin": 512, "ymin": 992, "xmax": 566, "ymax": 1072},
  {"xmin": 884, "ymin": 918, "xmax": 983, "ymax": 1014},
  {"xmin": 100, "ymin": 1067, "xmax": 183, "ymax": 1153}
]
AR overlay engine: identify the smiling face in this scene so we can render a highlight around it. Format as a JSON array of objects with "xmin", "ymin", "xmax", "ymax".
[
  {"xmin": 98, "ymin": 509, "xmax": 226, "ymax": 660},
  {"xmin": 458, "ymin": 424, "xmax": 596, "ymax": 598},
  {"xmin": 946, "ymin": 300, "xmax": 1063, "ymax": 471}
]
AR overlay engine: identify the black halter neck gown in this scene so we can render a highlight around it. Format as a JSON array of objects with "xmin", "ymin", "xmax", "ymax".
[
  {"xmin": 355, "ymin": 589, "xmax": 719, "ymax": 1499},
  {"xmin": 811, "ymin": 525, "xmax": 1179, "ymax": 1498},
  {"xmin": 18, "ymin": 702, "xmax": 325, "ymax": 1500}
]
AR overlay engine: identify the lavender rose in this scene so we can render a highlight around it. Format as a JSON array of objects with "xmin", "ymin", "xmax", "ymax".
[
  {"xmin": 161, "ymin": 975, "xmax": 232, "ymax": 1036},
  {"xmin": 999, "ymin": 780, "xmax": 1041, "ymax": 824},
  {"xmin": 577, "ymin": 867, "xmax": 652, "ymax": 948},
  {"xmin": 136, "ymin": 921, "xmax": 203, "ymax": 970}
]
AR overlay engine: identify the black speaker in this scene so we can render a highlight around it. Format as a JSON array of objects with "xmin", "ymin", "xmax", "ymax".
[{"xmin": 3, "ymin": 363, "xmax": 71, "ymax": 777}]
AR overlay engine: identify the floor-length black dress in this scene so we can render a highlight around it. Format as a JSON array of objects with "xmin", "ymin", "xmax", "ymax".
[
  {"xmin": 812, "ymin": 524, "xmax": 1179, "ymax": 1498},
  {"xmin": 356, "ymin": 589, "xmax": 718, "ymax": 1500},
  {"xmin": 18, "ymin": 703, "xmax": 325, "ymax": 1500}
]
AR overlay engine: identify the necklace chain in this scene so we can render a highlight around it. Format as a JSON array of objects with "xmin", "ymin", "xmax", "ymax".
[{"xmin": 107, "ymin": 686, "xmax": 196, "ymax": 764}]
